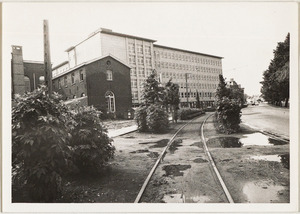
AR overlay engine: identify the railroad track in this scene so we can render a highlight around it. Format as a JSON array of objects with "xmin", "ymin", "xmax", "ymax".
[{"xmin": 134, "ymin": 113, "xmax": 233, "ymax": 203}]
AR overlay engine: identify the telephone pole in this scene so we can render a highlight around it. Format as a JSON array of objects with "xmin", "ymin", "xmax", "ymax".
[
  {"xmin": 185, "ymin": 73, "xmax": 189, "ymax": 107},
  {"xmin": 43, "ymin": 20, "xmax": 52, "ymax": 95}
]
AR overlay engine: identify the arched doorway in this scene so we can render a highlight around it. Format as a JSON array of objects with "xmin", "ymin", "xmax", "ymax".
[{"xmin": 105, "ymin": 91, "xmax": 115, "ymax": 113}]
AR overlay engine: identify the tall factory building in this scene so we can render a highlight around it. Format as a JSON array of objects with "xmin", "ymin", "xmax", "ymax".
[{"xmin": 52, "ymin": 28, "xmax": 223, "ymax": 107}]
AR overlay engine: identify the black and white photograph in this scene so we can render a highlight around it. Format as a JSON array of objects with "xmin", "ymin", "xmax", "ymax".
[{"xmin": 2, "ymin": 1, "xmax": 299, "ymax": 213}]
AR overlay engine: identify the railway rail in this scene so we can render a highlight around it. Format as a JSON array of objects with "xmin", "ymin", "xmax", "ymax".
[{"xmin": 134, "ymin": 113, "xmax": 234, "ymax": 203}]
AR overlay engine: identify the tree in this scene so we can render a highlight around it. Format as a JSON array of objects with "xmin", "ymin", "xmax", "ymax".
[
  {"xmin": 164, "ymin": 78, "xmax": 180, "ymax": 122},
  {"xmin": 215, "ymin": 74, "xmax": 230, "ymax": 100},
  {"xmin": 142, "ymin": 70, "xmax": 164, "ymax": 106},
  {"xmin": 135, "ymin": 70, "xmax": 169, "ymax": 132},
  {"xmin": 215, "ymin": 75, "xmax": 241, "ymax": 133},
  {"xmin": 261, "ymin": 33, "xmax": 289, "ymax": 107}
]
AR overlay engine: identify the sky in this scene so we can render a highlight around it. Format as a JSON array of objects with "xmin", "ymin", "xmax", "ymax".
[{"xmin": 3, "ymin": 2, "xmax": 297, "ymax": 96}]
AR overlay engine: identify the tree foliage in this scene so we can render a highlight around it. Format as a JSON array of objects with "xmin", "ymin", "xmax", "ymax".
[
  {"xmin": 135, "ymin": 70, "xmax": 169, "ymax": 132},
  {"xmin": 261, "ymin": 33, "xmax": 289, "ymax": 107},
  {"xmin": 12, "ymin": 86, "xmax": 73, "ymax": 202},
  {"xmin": 164, "ymin": 78, "xmax": 180, "ymax": 122},
  {"xmin": 215, "ymin": 75, "xmax": 242, "ymax": 133},
  {"xmin": 12, "ymin": 86, "xmax": 115, "ymax": 202},
  {"xmin": 142, "ymin": 70, "xmax": 164, "ymax": 105},
  {"xmin": 70, "ymin": 106, "xmax": 115, "ymax": 173}
]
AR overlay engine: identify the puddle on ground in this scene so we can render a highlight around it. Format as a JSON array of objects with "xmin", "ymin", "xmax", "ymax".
[
  {"xmin": 250, "ymin": 154, "xmax": 289, "ymax": 169},
  {"xmin": 124, "ymin": 135, "xmax": 135, "ymax": 139},
  {"xmin": 220, "ymin": 137, "xmax": 242, "ymax": 148},
  {"xmin": 162, "ymin": 194, "xmax": 184, "ymax": 203},
  {"xmin": 130, "ymin": 149, "xmax": 149, "ymax": 153},
  {"xmin": 240, "ymin": 133, "xmax": 287, "ymax": 146},
  {"xmin": 207, "ymin": 133, "xmax": 287, "ymax": 148},
  {"xmin": 243, "ymin": 180, "xmax": 286, "ymax": 203},
  {"xmin": 193, "ymin": 158, "xmax": 208, "ymax": 163},
  {"xmin": 162, "ymin": 164, "xmax": 191, "ymax": 176},
  {"xmin": 147, "ymin": 151, "xmax": 159, "ymax": 158},
  {"xmin": 185, "ymin": 195, "xmax": 211, "ymax": 203},
  {"xmin": 190, "ymin": 142, "xmax": 201, "ymax": 147},
  {"xmin": 139, "ymin": 139, "xmax": 169, "ymax": 148},
  {"xmin": 168, "ymin": 139, "xmax": 183, "ymax": 154}
]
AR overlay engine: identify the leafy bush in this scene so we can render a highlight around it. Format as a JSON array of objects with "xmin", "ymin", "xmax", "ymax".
[
  {"xmin": 179, "ymin": 108, "xmax": 204, "ymax": 120},
  {"xmin": 215, "ymin": 97, "xmax": 241, "ymax": 134},
  {"xmin": 146, "ymin": 104, "xmax": 169, "ymax": 133},
  {"xmin": 12, "ymin": 86, "xmax": 73, "ymax": 202},
  {"xmin": 135, "ymin": 105, "xmax": 148, "ymax": 132},
  {"xmin": 70, "ymin": 106, "xmax": 115, "ymax": 173}
]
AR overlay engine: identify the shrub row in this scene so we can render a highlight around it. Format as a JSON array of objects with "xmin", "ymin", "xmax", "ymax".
[
  {"xmin": 135, "ymin": 104, "xmax": 169, "ymax": 133},
  {"xmin": 179, "ymin": 108, "xmax": 205, "ymax": 120},
  {"xmin": 12, "ymin": 87, "xmax": 115, "ymax": 202}
]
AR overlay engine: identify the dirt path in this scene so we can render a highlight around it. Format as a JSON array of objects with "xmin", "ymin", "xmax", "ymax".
[{"xmin": 56, "ymin": 122, "xmax": 183, "ymax": 203}]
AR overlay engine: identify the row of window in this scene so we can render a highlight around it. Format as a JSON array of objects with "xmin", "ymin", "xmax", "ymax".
[
  {"xmin": 162, "ymin": 72, "xmax": 219, "ymax": 82},
  {"xmin": 156, "ymin": 61, "xmax": 222, "ymax": 73},
  {"xmin": 130, "ymin": 68, "xmax": 152, "ymax": 78},
  {"xmin": 128, "ymin": 43, "xmax": 151, "ymax": 55},
  {"xmin": 56, "ymin": 70, "xmax": 84, "ymax": 89},
  {"xmin": 129, "ymin": 55, "xmax": 152, "ymax": 66},
  {"xmin": 180, "ymin": 92, "xmax": 214, "ymax": 98},
  {"xmin": 155, "ymin": 51, "xmax": 221, "ymax": 66},
  {"xmin": 179, "ymin": 82, "xmax": 217, "ymax": 90},
  {"xmin": 52, "ymin": 65, "xmax": 70, "ymax": 78}
]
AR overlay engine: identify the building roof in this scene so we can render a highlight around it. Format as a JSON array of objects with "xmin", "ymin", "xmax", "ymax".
[
  {"xmin": 65, "ymin": 28, "xmax": 157, "ymax": 52},
  {"xmin": 154, "ymin": 44, "xmax": 223, "ymax": 59},
  {"xmin": 52, "ymin": 61, "xmax": 69, "ymax": 70},
  {"xmin": 23, "ymin": 60, "xmax": 44, "ymax": 64},
  {"xmin": 52, "ymin": 54, "xmax": 131, "ymax": 79},
  {"xmin": 100, "ymin": 28, "xmax": 157, "ymax": 42}
]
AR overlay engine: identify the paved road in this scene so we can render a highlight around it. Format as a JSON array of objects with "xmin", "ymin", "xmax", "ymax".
[{"xmin": 241, "ymin": 103, "xmax": 289, "ymax": 139}]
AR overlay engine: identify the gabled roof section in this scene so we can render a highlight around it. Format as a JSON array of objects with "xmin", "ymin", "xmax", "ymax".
[
  {"xmin": 154, "ymin": 44, "xmax": 223, "ymax": 59},
  {"xmin": 52, "ymin": 54, "xmax": 131, "ymax": 80}
]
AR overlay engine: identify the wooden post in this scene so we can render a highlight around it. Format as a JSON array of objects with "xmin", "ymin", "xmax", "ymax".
[{"xmin": 43, "ymin": 20, "xmax": 52, "ymax": 95}]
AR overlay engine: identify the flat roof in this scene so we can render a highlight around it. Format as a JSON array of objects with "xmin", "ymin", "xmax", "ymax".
[
  {"xmin": 100, "ymin": 28, "xmax": 157, "ymax": 43},
  {"xmin": 154, "ymin": 44, "xmax": 223, "ymax": 59},
  {"xmin": 52, "ymin": 61, "xmax": 69, "ymax": 70},
  {"xmin": 65, "ymin": 28, "xmax": 157, "ymax": 52},
  {"xmin": 23, "ymin": 60, "xmax": 44, "ymax": 64}
]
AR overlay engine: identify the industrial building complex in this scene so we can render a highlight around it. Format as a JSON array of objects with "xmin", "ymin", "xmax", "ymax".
[{"xmin": 11, "ymin": 28, "xmax": 223, "ymax": 115}]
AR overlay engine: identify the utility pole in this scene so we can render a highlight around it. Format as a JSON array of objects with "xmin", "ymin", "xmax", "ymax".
[
  {"xmin": 185, "ymin": 73, "xmax": 189, "ymax": 107},
  {"xmin": 43, "ymin": 20, "xmax": 52, "ymax": 95}
]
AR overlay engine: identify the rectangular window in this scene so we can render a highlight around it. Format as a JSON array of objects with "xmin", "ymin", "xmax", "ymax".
[
  {"xmin": 58, "ymin": 78, "xmax": 61, "ymax": 89},
  {"xmin": 139, "ymin": 68, "xmax": 145, "ymax": 77},
  {"xmin": 107, "ymin": 70, "xmax": 113, "ymax": 81},
  {"xmin": 131, "ymin": 68, "xmax": 137, "ymax": 76},
  {"xmin": 80, "ymin": 70, "xmax": 83, "ymax": 81},
  {"xmin": 138, "ymin": 56, "xmax": 143, "ymax": 65},
  {"xmin": 64, "ymin": 76, "xmax": 67, "ymax": 87},
  {"xmin": 71, "ymin": 73, "xmax": 75, "ymax": 84}
]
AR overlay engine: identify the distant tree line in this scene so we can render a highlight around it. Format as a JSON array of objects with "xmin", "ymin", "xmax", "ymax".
[{"xmin": 261, "ymin": 33, "xmax": 289, "ymax": 107}]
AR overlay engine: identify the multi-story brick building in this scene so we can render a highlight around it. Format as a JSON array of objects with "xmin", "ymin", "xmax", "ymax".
[
  {"xmin": 52, "ymin": 55, "xmax": 132, "ymax": 118},
  {"xmin": 53, "ymin": 28, "xmax": 223, "ymax": 107}
]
